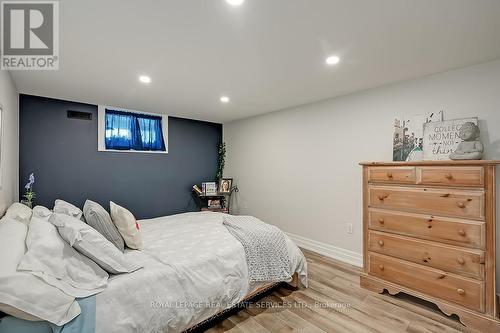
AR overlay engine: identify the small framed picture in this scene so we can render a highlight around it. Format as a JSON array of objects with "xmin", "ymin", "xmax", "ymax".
[
  {"xmin": 203, "ymin": 182, "xmax": 217, "ymax": 196},
  {"xmin": 208, "ymin": 199, "xmax": 221, "ymax": 209},
  {"xmin": 218, "ymin": 178, "xmax": 233, "ymax": 194}
]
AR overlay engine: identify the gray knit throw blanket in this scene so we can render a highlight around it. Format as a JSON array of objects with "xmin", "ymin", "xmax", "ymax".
[{"xmin": 223, "ymin": 215, "xmax": 291, "ymax": 283}]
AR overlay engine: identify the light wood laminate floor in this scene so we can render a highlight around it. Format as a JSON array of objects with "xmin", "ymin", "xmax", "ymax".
[{"xmin": 206, "ymin": 249, "xmax": 479, "ymax": 333}]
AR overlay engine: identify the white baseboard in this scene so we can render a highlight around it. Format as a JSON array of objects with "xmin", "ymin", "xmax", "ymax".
[{"xmin": 286, "ymin": 232, "xmax": 363, "ymax": 268}]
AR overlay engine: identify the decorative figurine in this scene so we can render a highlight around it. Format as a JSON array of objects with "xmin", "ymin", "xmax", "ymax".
[{"xmin": 449, "ymin": 122, "xmax": 483, "ymax": 160}]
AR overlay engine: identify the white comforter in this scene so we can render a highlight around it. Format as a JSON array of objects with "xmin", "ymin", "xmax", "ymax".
[{"xmin": 95, "ymin": 212, "xmax": 307, "ymax": 333}]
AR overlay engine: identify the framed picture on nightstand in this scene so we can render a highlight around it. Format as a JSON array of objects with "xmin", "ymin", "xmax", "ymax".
[
  {"xmin": 203, "ymin": 182, "xmax": 217, "ymax": 196},
  {"xmin": 218, "ymin": 178, "xmax": 233, "ymax": 194},
  {"xmin": 207, "ymin": 199, "xmax": 221, "ymax": 209}
]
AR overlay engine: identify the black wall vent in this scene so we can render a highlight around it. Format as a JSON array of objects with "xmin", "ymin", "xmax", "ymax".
[{"xmin": 67, "ymin": 110, "xmax": 92, "ymax": 120}]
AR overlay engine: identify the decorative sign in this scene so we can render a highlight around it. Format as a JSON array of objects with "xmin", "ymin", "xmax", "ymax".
[
  {"xmin": 423, "ymin": 117, "xmax": 478, "ymax": 161},
  {"xmin": 393, "ymin": 111, "xmax": 443, "ymax": 161}
]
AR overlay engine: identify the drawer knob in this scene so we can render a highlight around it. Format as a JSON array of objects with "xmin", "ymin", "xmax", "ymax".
[
  {"xmin": 457, "ymin": 257, "xmax": 465, "ymax": 265},
  {"xmin": 445, "ymin": 173, "xmax": 453, "ymax": 180},
  {"xmin": 458, "ymin": 229, "xmax": 466, "ymax": 237},
  {"xmin": 386, "ymin": 173, "xmax": 393, "ymax": 179},
  {"xmin": 457, "ymin": 202, "xmax": 466, "ymax": 209},
  {"xmin": 378, "ymin": 218, "xmax": 385, "ymax": 224},
  {"xmin": 378, "ymin": 240, "xmax": 384, "ymax": 247},
  {"xmin": 378, "ymin": 195, "xmax": 387, "ymax": 201},
  {"xmin": 378, "ymin": 264, "xmax": 384, "ymax": 271},
  {"xmin": 457, "ymin": 288, "xmax": 466, "ymax": 295}
]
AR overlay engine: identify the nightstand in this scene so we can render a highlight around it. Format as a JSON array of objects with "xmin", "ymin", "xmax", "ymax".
[{"xmin": 192, "ymin": 187, "xmax": 238, "ymax": 214}]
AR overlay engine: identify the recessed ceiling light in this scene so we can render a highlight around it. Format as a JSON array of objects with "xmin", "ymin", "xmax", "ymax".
[
  {"xmin": 139, "ymin": 75, "xmax": 151, "ymax": 84},
  {"xmin": 220, "ymin": 96, "xmax": 230, "ymax": 103},
  {"xmin": 226, "ymin": 0, "xmax": 245, "ymax": 6},
  {"xmin": 325, "ymin": 56, "xmax": 340, "ymax": 65}
]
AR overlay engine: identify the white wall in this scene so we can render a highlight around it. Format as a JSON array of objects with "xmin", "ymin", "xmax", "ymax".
[
  {"xmin": 224, "ymin": 59, "xmax": 500, "ymax": 283},
  {"xmin": 0, "ymin": 71, "xmax": 19, "ymax": 214}
]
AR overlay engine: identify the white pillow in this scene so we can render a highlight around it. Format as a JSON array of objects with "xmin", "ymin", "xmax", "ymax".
[
  {"xmin": 110, "ymin": 201, "xmax": 143, "ymax": 250},
  {"xmin": 53, "ymin": 199, "xmax": 84, "ymax": 221},
  {"xmin": 0, "ymin": 218, "xmax": 81, "ymax": 325},
  {"xmin": 0, "ymin": 218, "xmax": 27, "ymax": 275},
  {"xmin": 4, "ymin": 203, "xmax": 32, "ymax": 225},
  {"xmin": 26, "ymin": 206, "xmax": 53, "ymax": 247},
  {"xmin": 17, "ymin": 215, "xmax": 109, "ymax": 298},
  {"xmin": 32, "ymin": 205, "xmax": 52, "ymax": 220},
  {"xmin": 0, "ymin": 274, "xmax": 81, "ymax": 325},
  {"xmin": 49, "ymin": 213, "xmax": 142, "ymax": 274}
]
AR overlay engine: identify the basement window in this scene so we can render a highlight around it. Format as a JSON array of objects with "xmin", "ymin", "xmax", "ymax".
[{"xmin": 97, "ymin": 106, "xmax": 168, "ymax": 153}]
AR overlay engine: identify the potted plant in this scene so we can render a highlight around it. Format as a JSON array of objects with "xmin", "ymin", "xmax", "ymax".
[{"xmin": 216, "ymin": 142, "xmax": 226, "ymax": 182}]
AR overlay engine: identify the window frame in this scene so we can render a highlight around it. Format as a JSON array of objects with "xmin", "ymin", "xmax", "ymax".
[{"xmin": 97, "ymin": 105, "xmax": 168, "ymax": 154}]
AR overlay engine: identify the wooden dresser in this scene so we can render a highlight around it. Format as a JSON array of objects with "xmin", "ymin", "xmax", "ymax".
[{"xmin": 360, "ymin": 161, "xmax": 500, "ymax": 332}]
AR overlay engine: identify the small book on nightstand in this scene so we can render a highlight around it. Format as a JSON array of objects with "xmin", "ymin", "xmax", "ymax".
[{"xmin": 192, "ymin": 185, "xmax": 202, "ymax": 196}]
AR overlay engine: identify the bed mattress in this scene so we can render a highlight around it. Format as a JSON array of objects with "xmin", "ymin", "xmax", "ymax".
[{"xmin": 94, "ymin": 211, "xmax": 307, "ymax": 333}]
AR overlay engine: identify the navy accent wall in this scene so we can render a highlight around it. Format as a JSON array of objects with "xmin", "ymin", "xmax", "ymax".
[{"xmin": 19, "ymin": 94, "xmax": 222, "ymax": 219}]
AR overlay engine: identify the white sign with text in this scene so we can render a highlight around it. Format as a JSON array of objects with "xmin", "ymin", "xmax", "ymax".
[{"xmin": 423, "ymin": 117, "xmax": 478, "ymax": 160}]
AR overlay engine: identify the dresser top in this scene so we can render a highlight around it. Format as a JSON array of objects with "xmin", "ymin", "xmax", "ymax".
[{"xmin": 360, "ymin": 160, "xmax": 500, "ymax": 166}]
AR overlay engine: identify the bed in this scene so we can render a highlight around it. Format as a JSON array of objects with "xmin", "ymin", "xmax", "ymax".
[{"xmin": 0, "ymin": 211, "xmax": 308, "ymax": 333}]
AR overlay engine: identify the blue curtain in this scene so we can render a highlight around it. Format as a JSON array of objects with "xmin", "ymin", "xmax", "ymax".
[
  {"xmin": 105, "ymin": 109, "xmax": 166, "ymax": 151},
  {"xmin": 137, "ymin": 116, "xmax": 166, "ymax": 151}
]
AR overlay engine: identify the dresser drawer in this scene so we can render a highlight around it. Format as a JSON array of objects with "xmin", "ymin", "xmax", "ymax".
[
  {"xmin": 368, "ymin": 231, "xmax": 485, "ymax": 279},
  {"xmin": 369, "ymin": 209, "xmax": 485, "ymax": 249},
  {"xmin": 368, "ymin": 167, "xmax": 416, "ymax": 184},
  {"xmin": 418, "ymin": 167, "xmax": 484, "ymax": 187},
  {"xmin": 368, "ymin": 253, "xmax": 484, "ymax": 312},
  {"xmin": 369, "ymin": 186, "xmax": 485, "ymax": 220}
]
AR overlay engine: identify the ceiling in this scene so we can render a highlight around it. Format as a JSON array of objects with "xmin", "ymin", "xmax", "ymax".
[{"xmin": 9, "ymin": 0, "xmax": 500, "ymax": 123}]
